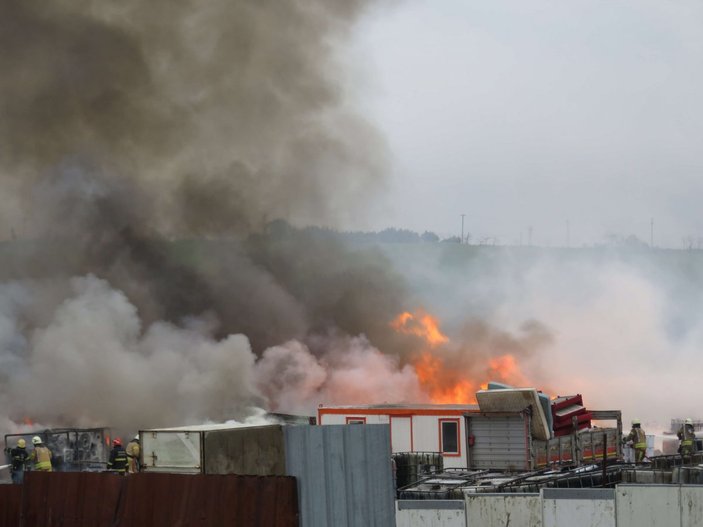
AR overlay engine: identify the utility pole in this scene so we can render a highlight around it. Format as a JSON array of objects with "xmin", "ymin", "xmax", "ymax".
[
  {"xmin": 528, "ymin": 226, "xmax": 533, "ymax": 247},
  {"xmin": 650, "ymin": 218, "xmax": 654, "ymax": 248},
  {"xmin": 460, "ymin": 214, "xmax": 466, "ymax": 244}
]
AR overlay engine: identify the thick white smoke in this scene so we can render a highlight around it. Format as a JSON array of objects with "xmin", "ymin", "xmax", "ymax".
[
  {"xmin": 3, "ymin": 275, "xmax": 259, "ymax": 431},
  {"xmin": 0, "ymin": 274, "xmax": 427, "ymax": 435},
  {"xmin": 381, "ymin": 244, "xmax": 703, "ymax": 433},
  {"xmin": 255, "ymin": 336, "xmax": 427, "ymax": 415}
]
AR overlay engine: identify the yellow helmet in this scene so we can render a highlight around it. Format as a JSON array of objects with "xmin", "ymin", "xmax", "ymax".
[
  {"xmin": 17, "ymin": 438, "xmax": 26, "ymax": 448},
  {"xmin": 632, "ymin": 419, "xmax": 640, "ymax": 426}
]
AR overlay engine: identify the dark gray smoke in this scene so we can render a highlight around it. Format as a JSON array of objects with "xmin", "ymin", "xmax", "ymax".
[
  {"xmin": 0, "ymin": 0, "xmax": 413, "ymax": 431},
  {"xmin": 0, "ymin": 0, "xmax": 391, "ymax": 340},
  {"xmin": 0, "ymin": 0, "xmax": 555, "ymax": 434}
]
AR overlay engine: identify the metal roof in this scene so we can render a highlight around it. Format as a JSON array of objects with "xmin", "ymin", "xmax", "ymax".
[{"xmin": 318, "ymin": 403, "xmax": 479, "ymax": 411}]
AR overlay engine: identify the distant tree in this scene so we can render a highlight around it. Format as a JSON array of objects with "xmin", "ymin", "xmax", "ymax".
[
  {"xmin": 420, "ymin": 231, "xmax": 439, "ymax": 243},
  {"xmin": 441, "ymin": 236, "xmax": 461, "ymax": 243},
  {"xmin": 603, "ymin": 233, "xmax": 648, "ymax": 249},
  {"xmin": 377, "ymin": 228, "xmax": 421, "ymax": 243},
  {"xmin": 265, "ymin": 219, "xmax": 294, "ymax": 238}
]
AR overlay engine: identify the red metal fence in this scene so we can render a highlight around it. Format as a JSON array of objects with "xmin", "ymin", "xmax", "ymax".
[
  {"xmin": 0, "ymin": 472, "xmax": 298, "ymax": 527},
  {"xmin": 0, "ymin": 485, "xmax": 21, "ymax": 527}
]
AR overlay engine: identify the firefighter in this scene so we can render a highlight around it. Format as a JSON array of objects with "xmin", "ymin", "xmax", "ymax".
[
  {"xmin": 107, "ymin": 438, "xmax": 128, "ymax": 474},
  {"xmin": 9, "ymin": 438, "xmax": 29, "ymax": 484},
  {"xmin": 625, "ymin": 419, "xmax": 647, "ymax": 463},
  {"xmin": 29, "ymin": 436, "xmax": 52, "ymax": 472},
  {"xmin": 677, "ymin": 418, "xmax": 696, "ymax": 458},
  {"xmin": 125, "ymin": 435, "xmax": 140, "ymax": 474}
]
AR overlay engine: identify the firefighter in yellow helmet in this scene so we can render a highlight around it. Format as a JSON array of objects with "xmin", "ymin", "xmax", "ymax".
[
  {"xmin": 677, "ymin": 418, "xmax": 697, "ymax": 458},
  {"xmin": 28, "ymin": 436, "xmax": 53, "ymax": 472},
  {"xmin": 8, "ymin": 438, "xmax": 29, "ymax": 483},
  {"xmin": 125, "ymin": 435, "xmax": 141, "ymax": 474},
  {"xmin": 625, "ymin": 419, "xmax": 647, "ymax": 463}
]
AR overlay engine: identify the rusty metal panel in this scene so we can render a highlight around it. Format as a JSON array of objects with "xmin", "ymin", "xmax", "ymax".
[
  {"xmin": 0, "ymin": 484, "xmax": 22, "ymax": 527},
  {"xmin": 21, "ymin": 471, "xmax": 123, "ymax": 527},
  {"xmin": 115, "ymin": 473, "xmax": 299, "ymax": 527},
  {"xmin": 204, "ymin": 425, "xmax": 286, "ymax": 475}
]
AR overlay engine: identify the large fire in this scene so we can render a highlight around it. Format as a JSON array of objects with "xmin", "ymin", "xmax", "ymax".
[
  {"xmin": 391, "ymin": 310, "xmax": 529, "ymax": 404},
  {"xmin": 390, "ymin": 311, "xmax": 449, "ymax": 347}
]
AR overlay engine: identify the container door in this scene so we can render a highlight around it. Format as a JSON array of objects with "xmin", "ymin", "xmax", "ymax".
[
  {"xmin": 467, "ymin": 414, "xmax": 530, "ymax": 471},
  {"xmin": 141, "ymin": 431, "xmax": 202, "ymax": 473},
  {"xmin": 390, "ymin": 416, "xmax": 412, "ymax": 452}
]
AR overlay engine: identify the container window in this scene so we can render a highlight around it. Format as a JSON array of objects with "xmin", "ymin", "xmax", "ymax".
[
  {"xmin": 440, "ymin": 419, "xmax": 459, "ymax": 454},
  {"xmin": 346, "ymin": 417, "xmax": 366, "ymax": 425}
]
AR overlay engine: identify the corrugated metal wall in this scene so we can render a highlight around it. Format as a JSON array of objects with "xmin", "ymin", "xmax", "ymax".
[
  {"xmin": 116, "ymin": 473, "xmax": 298, "ymax": 526},
  {"xmin": 283, "ymin": 424, "xmax": 395, "ymax": 527},
  {"xmin": 0, "ymin": 485, "xmax": 22, "ymax": 527},
  {"xmin": 1, "ymin": 471, "xmax": 298, "ymax": 527},
  {"xmin": 467, "ymin": 414, "xmax": 531, "ymax": 471},
  {"xmin": 21, "ymin": 471, "xmax": 122, "ymax": 527}
]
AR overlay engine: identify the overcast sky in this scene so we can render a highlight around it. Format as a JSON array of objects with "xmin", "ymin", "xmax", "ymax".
[{"xmin": 350, "ymin": 1, "xmax": 703, "ymax": 247}]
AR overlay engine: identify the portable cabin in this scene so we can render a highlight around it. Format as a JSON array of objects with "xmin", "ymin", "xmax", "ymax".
[{"xmin": 317, "ymin": 404, "xmax": 479, "ymax": 468}]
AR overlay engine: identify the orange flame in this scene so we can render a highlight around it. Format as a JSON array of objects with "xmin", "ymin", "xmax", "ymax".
[
  {"xmin": 22, "ymin": 416, "xmax": 33, "ymax": 426},
  {"xmin": 391, "ymin": 310, "xmax": 531, "ymax": 404},
  {"xmin": 487, "ymin": 354, "xmax": 528, "ymax": 386},
  {"xmin": 390, "ymin": 311, "xmax": 449, "ymax": 347}
]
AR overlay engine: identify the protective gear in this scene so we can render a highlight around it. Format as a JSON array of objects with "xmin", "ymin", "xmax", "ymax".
[
  {"xmin": 126, "ymin": 438, "xmax": 141, "ymax": 474},
  {"xmin": 9, "ymin": 444, "xmax": 29, "ymax": 484},
  {"xmin": 134, "ymin": 434, "xmax": 139, "ymax": 441},
  {"xmin": 108, "ymin": 443, "xmax": 128, "ymax": 474},
  {"xmin": 678, "ymin": 423, "xmax": 696, "ymax": 457},
  {"xmin": 29, "ymin": 445, "xmax": 52, "ymax": 471},
  {"xmin": 17, "ymin": 439, "xmax": 26, "ymax": 448},
  {"xmin": 112, "ymin": 438, "xmax": 122, "ymax": 447},
  {"xmin": 631, "ymin": 419, "xmax": 640, "ymax": 426},
  {"xmin": 626, "ymin": 425, "xmax": 647, "ymax": 463},
  {"xmin": 686, "ymin": 418, "xmax": 694, "ymax": 425},
  {"xmin": 32, "ymin": 436, "xmax": 41, "ymax": 445}
]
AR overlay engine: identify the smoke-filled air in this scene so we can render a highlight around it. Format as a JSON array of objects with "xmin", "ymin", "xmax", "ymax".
[{"xmin": 0, "ymin": 0, "xmax": 698, "ymax": 438}]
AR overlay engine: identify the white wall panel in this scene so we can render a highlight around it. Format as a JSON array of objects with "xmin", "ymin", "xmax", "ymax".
[
  {"xmin": 465, "ymin": 494, "xmax": 541, "ymax": 527},
  {"xmin": 616, "ymin": 485, "xmax": 680, "ymax": 527},
  {"xmin": 391, "ymin": 416, "xmax": 413, "ymax": 452},
  {"xmin": 396, "ymin": 501, "xmax": 465, "ymax": 527},
  {"xmin": 681, "ymin": 486, "xmax": 703, "ymax": 527},
  {"xmin": 542, "ymin": 489, "xmax": 614, "ymax": 527}
]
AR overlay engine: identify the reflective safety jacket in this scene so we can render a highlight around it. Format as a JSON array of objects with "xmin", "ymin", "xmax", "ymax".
[
  {"xmin": 678, "ymin": 425, "xmax": 696, "ymax": 453},
  {"xmin": 627, "ymin": 427, "xmax": 647, "ymax": 450},
  {"xmin": 125, "ymin": 441, "xmax": 140, "ymax": 474},
  {"xmin": 108, "ymin": 446, "xmax": 128, "ymax": 473},
  {"xmin": 10, "ymin": 447, "xmax": 29, "ymax": 472},
  {"xmin": 30, "ymin": 446, "xmax": 53, "ymax": 472}
]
